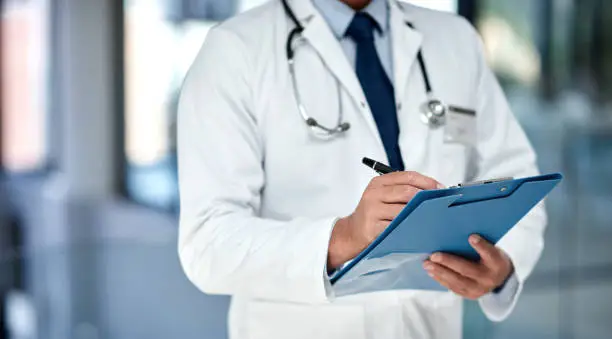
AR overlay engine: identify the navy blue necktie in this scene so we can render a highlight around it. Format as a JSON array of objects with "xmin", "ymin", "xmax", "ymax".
[{"xmin": 345, "ymin": 13, "xmax": 404, "ymax": 171}]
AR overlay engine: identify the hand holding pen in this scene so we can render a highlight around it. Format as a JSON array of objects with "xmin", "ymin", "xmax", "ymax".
[{"xmin": 327, "ymin": 158, "xmax": 444, "ymax": 270}]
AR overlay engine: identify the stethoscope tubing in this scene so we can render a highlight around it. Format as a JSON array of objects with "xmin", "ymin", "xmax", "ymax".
[{"xmin": 281, "ymin": 0, "xmax": 443, "ymax": 134}]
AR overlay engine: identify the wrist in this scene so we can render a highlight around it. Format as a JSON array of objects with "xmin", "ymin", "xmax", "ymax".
[
  {"xmin": 494, "ymin": 257, "xmax": 514, "ymax": 293},
  {"xmin": 327, "ymin": 216, "xmax": 357, "ymax": 270}
]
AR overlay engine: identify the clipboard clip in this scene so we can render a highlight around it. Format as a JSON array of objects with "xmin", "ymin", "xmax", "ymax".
[{"xmin": 451, "ymin": 177, "xmax": 514, "ymax": 189}]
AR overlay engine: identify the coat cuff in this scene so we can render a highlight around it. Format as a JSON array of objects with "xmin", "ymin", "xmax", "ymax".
[
  {"xmin": 298, "ymin": 216, "xmax": 339, "ymax": 304},
  {"xmin": 478, "ymin": 273, "xmax": 522, "ymax": 322}
]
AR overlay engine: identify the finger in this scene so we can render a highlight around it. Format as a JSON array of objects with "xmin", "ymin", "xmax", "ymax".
[
  {"xmin": 376, "ymin": 185, "xmax": 422, "ymax": 204},
  {"xmin": 424, "ymin": 262, "xmax": 481, "ymax": 299},
  {"xmin": 430, "ymin": 252, "xmax": 484, "ymax": 281},
  {"xmin": 430, "ymin": 253, "xmax": 498, "ymax": 292},
  {"xmin": 376, "ymin": 203, "xmax": 406, "ymax": 221},
  {"xmin": 469, "ymin": 235, "xmax": 500, "ymax": 264},
  {"xmin": 372, "ymin": 171, "xmax": 443, "ymax": 190},
  {"xmin": 424, "ymin": 262, "xmax": 479, "ymax": 292},
  {"xmin": 435, "ymin": 278, "xmax": 489, "ymax": 300},
  {"xmin": 430, "ymin": 274, "xmax": 482, "ymax": 300}
]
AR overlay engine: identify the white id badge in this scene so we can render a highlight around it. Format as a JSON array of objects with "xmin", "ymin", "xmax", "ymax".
[{"xmin": 443, "ymin": 106, "xmax": 477, "ymax": 145}]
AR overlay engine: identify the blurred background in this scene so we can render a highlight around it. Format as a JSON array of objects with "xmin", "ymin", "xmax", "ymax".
[{"xmin": 1, "ymin": 0, "xmax": 611, "ymax": 338}]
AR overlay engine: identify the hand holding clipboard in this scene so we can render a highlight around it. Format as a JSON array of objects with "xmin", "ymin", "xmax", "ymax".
[{"xmin": 330, "ymin": 158, "xmax": 562, "ymax": 297}]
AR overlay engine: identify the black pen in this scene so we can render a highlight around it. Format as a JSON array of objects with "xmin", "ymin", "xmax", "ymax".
[{"xmin": 362, "ymin": 157, "xmax": 396, "ymax": 175}]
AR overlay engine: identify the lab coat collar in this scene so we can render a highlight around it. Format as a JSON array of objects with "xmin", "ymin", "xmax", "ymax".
[
  {"xmin": 288, "ymin": 0, "xmax": 420, "ymax": 27},
  {"xmin": 287, "ymin": 0, "xmax": 318, "ymax": 22}
]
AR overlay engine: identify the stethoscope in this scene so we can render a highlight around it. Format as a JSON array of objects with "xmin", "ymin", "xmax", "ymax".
[{"xmin": 281, "ymin": 0, "xmax": 448, "ymax": 138}]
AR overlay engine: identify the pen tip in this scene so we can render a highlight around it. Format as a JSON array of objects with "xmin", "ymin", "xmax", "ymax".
[{"xmin": 362, "ymin": 157, "xmax": 375, "ymax": 167}]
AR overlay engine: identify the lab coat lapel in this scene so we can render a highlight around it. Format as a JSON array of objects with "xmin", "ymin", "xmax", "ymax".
[
  {"xmin": 388, "ymin": 1, "xmax": 430, "ymax": 171},
  {"xmin": 389, "ymin": 0, "xmax": 423, "ymax": 105},
  {"xmin": 289, "ymin": 0, "xmax": 384, "ymax": 147}
]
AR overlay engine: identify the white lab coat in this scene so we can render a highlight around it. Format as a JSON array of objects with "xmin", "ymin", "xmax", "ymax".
[{"xmin": 177, "ymin": 1, "xmax": 547, "ymax": 338}]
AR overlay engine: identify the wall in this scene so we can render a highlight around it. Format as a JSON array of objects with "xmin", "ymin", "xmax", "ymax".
[
  {"xmin": 4, "ymin": 180, "xmax": 230, "ymax": 339},
  {"xmin": 1, "ymin": 0, "xmax": 230, "ymax": 338}
]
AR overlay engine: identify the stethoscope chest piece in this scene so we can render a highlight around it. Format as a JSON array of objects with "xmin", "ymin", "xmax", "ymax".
[{"xmin": 421, "ymin": 98, "xmax": 447, "ymax": 128}]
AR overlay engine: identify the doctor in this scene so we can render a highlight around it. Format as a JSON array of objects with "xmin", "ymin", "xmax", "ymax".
[{"xmin": 177, "ymin": 0, "xmax": 546, "ymax": 338}]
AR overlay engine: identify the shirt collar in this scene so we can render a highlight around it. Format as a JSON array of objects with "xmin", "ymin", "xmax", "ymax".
[{"xmin": 311, "ymin": 0, "xmax": 389, "ymax": 38}]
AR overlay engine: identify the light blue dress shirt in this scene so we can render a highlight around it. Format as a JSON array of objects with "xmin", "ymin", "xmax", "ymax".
[{"xmin": 312, "ymin": 0, "xmax": 394, "ymax": 81}]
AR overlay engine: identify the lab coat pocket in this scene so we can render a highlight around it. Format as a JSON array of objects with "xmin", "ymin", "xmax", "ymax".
[
  {"xmin": 246, "ymin": 300, "xmax": 367, "ymax": 339},
  {"xmin": 438, "ymin": 110, "xmax": 476, "ymax": 184},
  {"xmin": 443, "ymin": 108, "xmax": 477, "ymax": 146}
]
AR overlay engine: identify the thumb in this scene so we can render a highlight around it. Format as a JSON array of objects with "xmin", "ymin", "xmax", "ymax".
[{"xmin": 469, "ymin": 234, "xmax": 498, "ymax": 264}]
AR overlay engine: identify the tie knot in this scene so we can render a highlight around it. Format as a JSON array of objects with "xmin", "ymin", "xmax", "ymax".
[{"xmin": 345, "ymin": 12, "xmax": 378, "ymax": 42}]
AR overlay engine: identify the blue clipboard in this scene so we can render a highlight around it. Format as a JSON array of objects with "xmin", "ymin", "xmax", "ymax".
[{"xmin": 330, "ymin": 173, "xmax": 563, "ymax": 297}]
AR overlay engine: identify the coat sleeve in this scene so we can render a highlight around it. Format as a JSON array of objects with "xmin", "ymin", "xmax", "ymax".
[
  {"xmin": 460, "ymin": 20, "xmax": 547, "ymax": 321},
  {"xmin": 177, "ymin": 26, "xmax": 336, "ymax": 303}
]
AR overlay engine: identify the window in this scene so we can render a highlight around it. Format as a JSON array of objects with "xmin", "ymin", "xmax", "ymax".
[
  {"xmin": 123, "ymin": 0, "xmax": 268, "ymax": 210},
  {"xmin": 1, "ymin": 0, "xmax": 50, "ymax": 173},
  {"xmin": 475, "ymin": 0, "xmax": 612, "ymax": 100},
  {"xmin": 463, "ymin": 2, "xmax": 612, "ymax": 338},
  {"xmin": 122, "ymin": 0, "xmax": 457, "ymax": 210},
  {"xmin": 476, "ymin": 0, "xmax": 545, "ymax": 91}
]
